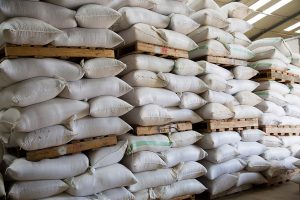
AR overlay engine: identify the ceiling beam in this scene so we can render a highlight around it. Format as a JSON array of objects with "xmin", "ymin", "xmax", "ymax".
[{"xmin": 251, "ymin": 10, "xmax": 300, "ymax": 40}]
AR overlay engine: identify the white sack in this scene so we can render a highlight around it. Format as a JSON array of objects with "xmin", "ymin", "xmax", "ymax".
[
  {"xmin": 198, "ymin": 131, "xmax": 241, "ymax": 149},
  {"xmin": 0, "ymin": 174, "xmax": 4, "ymax": 197},
  {"xmin": 205, "ymin": 144, "xmax": 239, "ymax": 164},
  {"xmin": 100, "ymin": 187, "xmax": 135, "ymax": 200},
  {"xmin": 255, "ymin": 90, "xmax": 287, "ymax": 106},
  {"xmin": 289, "ymin": 84, "xmax": 300, "ymax": 96},
  {"xmin": 262, "ymin": 147, "xmax": 291, "ymax": 161},
  {"xmin": 173, "ymin": 58, "xmax": 204, "ymax": 76},
  {"xmin": 59, "ymin": 77, "xmax": 132, "ymax": 100},
  {"xmin": 279, "ymin": 116, "xmax": 300, "ymax": 126},
  {"xmin": 292, "ymin": 53, "xmax": 300, "ymax": 67},
  {"xmin": 251, "ymin": 46, "xmax": 291, "ymax": 63},
  {"xmin": 259, "ymin": 113, "xmax": 280, "ymax": 126},
  {"xmin": 166, "ymin": 108, "xmax": 203, "ymax": 124},
  {"xmin": 170, "ymin": 130, "xmax": 203, "ymax": 148},
  {"xmin": 232, "ymin": 66, "xmax": 258, "ymax": 80},
  {"xmin": 200, "ymin": 74, "xmax": 230, "ymax": 92},
  {"xmin": 236, "ymin": 171, "xmax": 267, "ymax": 187},
  {"xmin": 284, "ymin": 105, "xmax": 300, "ymax": 118},
  {"xmin": 196, "ymin": 103, "xmax": 234, "ymax": 120},
  {"xmin": 190, "ymin": 9, "xmax": 229, "ymax": 28},
  {"xmin": 255, "ymin": 101, "xmax": 286, "ymax": 116},
  {"xmin": 285, "ymin": 94, "xmax": 300, "ymax": 107},
  {"xmin": 292, "ymin": 173, "xmax": 300, "ymax": 184},
  {"xmin": 241, "ymin": 129, "xmax": 265, "ymax": 142},
  {"xmin": 234, "ymin": 91, "xmax": 263, "ymax": 106},
  {"xmin": 151, "ymin": 0, "xmax": 192, "ymax": 15},
  {"xmin": 168, "ymin": 14, "xmax": 200, "ymax": 35},
  {"xmin": 122, "ymin": 70, "xmax": 167, "ymax": 88},
  {"xmin": 221, "ymin": 2, "xmax": 251, "ymax": 19},
  {"xmin": 225, "ymin": 43, "xmax": 254, "ymax": 60},
  {"xmin": 259, "ymin": 136, "xmax": 283, "ymax": 147},
  {"xmin": 234, "ymin": 142, "xmax": 266, "ymax": 157},
  {"xmin": 289, "ymin": 144, "xmax": 300, "ymax": 158},
  {"xmin": 255, "ymin": 81, "xmax": 290, "ymax": 94},
  {"xmin": 245, "ymin": 155, "xmax": 270, "ymax": 172},
  {"xmin": 226, "ymin": 80, "xmax": 259, "ymax": 94},
  {"xmin": 188, "ymin": 26, "xmax": 234, "ymax": 44},
  {"xmin": 232, "ymin": 32, "xmax": 251, "ymax": 47},
  {"xmin": 186, "ymin": 0, "xmax": 220, "ymax": 11},
  {"xmin": 197, "ymin": 61, "xmax": 233, "ymax": 80},
  {"xmin": 225, "ymin": 18, "xmax": 252, "ymax": 33},
  {"xmin": 67, "ymin": 117, "xmax": 132, "ymax": 140},
  {"xmin": 280, "ymin": 136, "xmax": 300, "ymax": 148},
  {"xmin": 201, "ymin": 90, "xmax": 239, "ymax": 106},
  {"xmin": 178, "ymin": 92, "xmax": 207, "ymax": 110},
  {"xmin": 174, "ymin": 162, "xmax": 207, "ymax": 181},
  {"xmin": 248, "ymin": 59, "xmax": 289, "ymax": 71},
  {"xmin": 189, "ymin": 40, "xmax": 229, "ymax": 59},
  {"xmin": 232, "ymin": 105, "xmax": 263, "ymax": 119}
]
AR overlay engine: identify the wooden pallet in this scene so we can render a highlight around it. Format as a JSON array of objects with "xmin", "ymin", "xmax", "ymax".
[
  {"xmin": 266, "ymin": 170, "xmax": 298, "ymax": 186},
  {"xmin": 171, "ymin": 195, "xmax": 195, "ymax": 200},
  {"xmin": 193, "ymin": 55, "xmax": 248, "ymax": 67},
  {"xmin": 134, "ymin": 122, "xmax": 192, "ymax": 136},
  {"xmin": 199, "ymin": 185, "xmax": 252, "ymax": 200},
  {"xmin": 26, "ymin": 135, "xmax": 117, "ymax": 161},
  {"xmin": 1, "ymin": 43, "xmax": 115, "ymax": 58},
  {"xmin": 195, "ymin": 118, "xmax": 258, "ymax": 132},
  {"xmin": 260, "ymin": 125, "xmax": 300, "ymax": 136},
  {"xmin": 252, "ymin": 69, "xmax": 299, "ymax": 84},
  {"xmin": 116, "ymin": 42, "xmax": 188, "ymax": 59}
]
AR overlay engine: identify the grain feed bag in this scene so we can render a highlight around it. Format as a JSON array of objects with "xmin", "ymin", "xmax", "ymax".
[
  {"xmin": 197, "ymin": 61, "xmax": 233, "ymax": 80},
  {"xmin": 59, "ymin": 77, "xmax": 132, "ymax": 101},
  {"xmin": 75, "ymin": 4, "xmax": 121, "ymax": 29},
  {"xmin": 186, "ymin": 0, "xmax": 220, "ymax": 11},
  {"xmin": 226, "ymin": 80, "xmax": 259, "ymax": 94},
  {"xmin": 196, "ymin": 103, "xmax": 234, "ymax": 120},
  {"xmin": 0, "ymin": 174, "xmax": 4, "ymax": 197},
  {"xmin": 197, "ymin": 131, "xmax": 241, "ymax": 149},
  {"xmin": 151, "ymin": 0, "xmax": 192, "ymax": 15},
  {"xmin": 190, "ymin": 9, "xmax": 229, "ymax": 28},
  {"xmin": 205, "ymin": 144, "xmax": 239, "ymax": 164},
  {"xmin": 251, "ymin": 46, "xmax": 291, "ymax": 63},
  {"xmin": 244, "ymin": 155, "xmax": 270, "ymax": 172},
  {"xmin": 0, "ymin": 77, "xmax": 66, "ymax": 109},
  {"xmin": 7, "ymin": 154, "xmax": 88, "ymax": 181},
  {"xmin": 66, "ymin": 163, "xmax": 137, "ymax": 196},
  {"xmin": 292, "ymin": 53, "xmax": 300, "ymax": 67},
  {"xmin": 284, "ymin": 105, "xmax": 300, "ymax": 118},
  {"xmin": 114, "ymin": 7, "xmax": 169, "ymax": 32},
  {"xmin": 118, "ymin": 23, "xmax": 167, "ymax": 47},
  {"xmin": 122, "ymin": 70, "xmax": 167, "ymax": 88},
  {"xmin": 174, "ymin": 162, "xmax": 207, "ymax": 180},
  {"xmin": 248, "ymin": 59, "xmax": 289, "ymax": 71},
  {"xmin": 119, "ymin": 54, "xmax": 174, "ymax": 75},
  {"xmin": 255, "ymin": 90, "xmax": 287, "ymax": 106},
  {"xmin": 259, "ymin": 113, "xmax": 280, "ymax": 126},
  {"xmin": 248, "ymin": 37, "xmax": 292, "ymax": 59},
  {"xmin": 234, "ymin": 142, "xmax": 266, "ymax": 157},
  {"xmin": 234, "ymin": 91, "xmax": 263, "ymax": 106},
  {"xmin": 0, "ymin": 58, "xmax": 84, "ymax": 88},
  {"xmin": 159, "ymin": 145, "xmax": 207, "ymax": 167},
  {"xmin": 202, "ymin": 159, "xmax": 246, "ymax": 180},
  {"xmin": 166, "ymin": 108, "xmax": 203, "ymax": 124},
  {"xmin": 170, "ymin": 131, "xmax": 203, "ymax": 148},
  {"xmin": 280, "ymin": 116, "xmax": 300, "ymax": 126},
  {"xmin": 12, "ymin": 125, "xmax": 76, "ymax": 151},
  {"xmin": 153, "ymin": 179, "xmax": 207, "ymax": 200},
  {"xmin": 287, "ymin": 64, "xmax": 300, "ymax": 76},
  {"xmin": 255, "ymin": 101, "xmax": 286, "ymax": 116},
  {"xmin": 1, "ymin": 17, "xmax": 63, "ymax": 45},
  {"xmin": 189, "ymin": 40, "xmax": 229, "ymax": 59},
  {"xmin": 67, "ymin": 117, "xmax": 132, "ymax": 140},
  {"xmin": 178, "ymin": 92, "xmax": 207, "ymax": 110},
  {"xmin": 232, "ymin": 32, "xmax": 251, "ymax": 47},
  {"xmin": 122, "ymin": 151, "xmax": 166, "ymax": 173},
  {"xmin": 52, "ymin": 28, "xmax": 124, "ymax": 48},
  {"xmin": 122, "ymin": 104, "xmax": 172, "ymax": 126},
  {"xmin": 133, "ymin": 190, "xmax": 150, "ymax": 200},
  {"xmin": 221, "ymin": 2, "xmax": 251, "ymax": 19},
  {"xmin": 200, "ymin": 74, "xmax": 230, "ymax": 92},
  {"xmin": 231, "ymin": 105, "xmax": 263, "ymax": 119},
  {"xmin": 8, "ymin": 180, "xmax": 68, "ymax": 200},
  {"xmin": 89, "ymin": 96, "xmax": 133, "ymax": 118},
  {"xmin": 290, "ymin": 144, "xmax": 300, "ymax": 158},
  {"xmin": 262, "ymin": 147, "xmax": 291, "ymax": 161},
  {"xmin": 0, "ymin": 0, "xmax": 77, "ymax": 28},
  {"xmin": 280, "ymin": 136, "xmax": 300, "ymax": 148},
  {"xmin": 156, "ymin": 28, "xmax": 198, "ymax": 51},
  {"xmin": 43, "ymin": 0, "xmax": 155, "ymax": 10},
  {"xmin": 188, "ymin": 26, "xmax": 234, "ymax": 44},
  {"xmin": 236, "ymin": 171, "xmax": 267, "ymax": 187},
  {"xmin": 158, "ymin": 73, "xmax": 208, "ymax": 93},
  {"xmin": 0, "ymin": 98, "xmax": 89, "ymax": 132},
  {"xmin": 232, "ymin": 66, "xmax": 258, "ymax": 80},
  {"xmin": 201, "ymin": 90, "xmax": 239, "ymax": 106},
  {"xmin": 292, "ymin": 173, "xmax": 300, "ymax": 184},
  {"xmin": 121, "ymin": 87, "xmax": 180, "ymax": 107},
  {"xmin": 128, "ymin": 168, "xmax": 176, "ymax": 193},
  {"xmin": 99, "ymin": 187, "xmax": 135, "ymax": 200},
  {"xmin": 264, "ymin": 158, "xmax": 300, "ymax": 178},
  {"xmin": 285, "ymin": 94, "xmax": 300, "ymax": 107},
  {"xmin": 168, "ymin": 14, "xmax": 200, "ymax": 35},
  {"xmin": 240, "ymin": 129, "xmax": 265, "ymax": 142},
  {"xmin": 200, "ymin": 174, "xmax": 238, "ymax": 196},
  {"xmin": 173, "ymin": 58, "xmax": 204, "ymax": 76},
  {"xmin": 255, "ymin": 81, "xmax": 290, "ymax": 94},
  {"xmin": 225, "ymin": 18, "xmax": 252, "ymax": 33},
  {"xmin": 88, "ymin": 141, "xmax": 128, "ymax": 169},
  {"xmin": 82, "ymin": 58, "xmax": 126, "ymax": 79},
  {"xmin": 259, "ymin": 136, "xmax": 283, "ymax": 147},
  {"xmin": 225, "ymin": 44, "xmax": 254, "ymax": 60},
  {"xmin": 289, "ymin": 84, "xmax": 300, "ymax": 96},
  {"xmin": 120, "ymin": 133, "xmax": 172, "ymax": 154}
]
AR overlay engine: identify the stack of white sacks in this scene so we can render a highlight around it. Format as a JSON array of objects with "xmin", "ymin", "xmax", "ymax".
[{"xmin": 0, "ymin": 0, "xmax": 145, "ymax": 199}]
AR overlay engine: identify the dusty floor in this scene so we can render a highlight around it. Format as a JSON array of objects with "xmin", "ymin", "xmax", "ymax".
[{"xmin": 217, "ymin": 182, "xmax": 300, "ymax": 200}]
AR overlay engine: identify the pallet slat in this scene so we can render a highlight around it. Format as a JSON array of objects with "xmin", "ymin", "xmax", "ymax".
[
  {"xmin": 253, "ymin": 69, "xmax": 299, "ymax": 84},
  {"xmin": 267, "ymin": 170, "xmax": 299, "ymax": 186},
  {"xmin": 260, "ymin": 125, "xmax": 300, "ymax": 136},
  {"xmin": 117, "ymin": 42, "xmax": 188, "ymax": 59},
  {"xmin": 198, "ymin": 185, "xmax": 252, "ymax": 200},
  {"xmin": 135, "ymin": 122, "xmax": 192, "ymax": 136},
  {"xmin": 26, "ymin": 135, "xmax": 117, "ymax": 161},
  {"xmin": 191, "ymin": 55, "xmax": 248, "ymax": 67},
  {"xmin": 171, "ymin": 195, "xmax": 195, "ymax": 200}
]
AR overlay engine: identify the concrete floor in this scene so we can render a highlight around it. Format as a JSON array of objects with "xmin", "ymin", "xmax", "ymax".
[{"xmin": 219, "ymin": 182, "xmax": 300, "ymax": 200}]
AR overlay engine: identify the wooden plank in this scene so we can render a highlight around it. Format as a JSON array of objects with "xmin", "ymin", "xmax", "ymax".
[
  {"xmin": 4, "ymin": 44, "xmax": 115, "ymax": 58},
  {"xmin": 260, "ymin": 125, "xmax": 300, "ymax": 136},
  {"xmin": 117, "ymin": 42, "xmax": 188, "ymax": 59},
  {"xmin": 26, "ymin": 135, "xmax": 117, "ymax": 161},
  {"xmin": 205, "ymin": 55, "xmax": 248, "ymax": 67},
  {"xmin": 267, "ymin": 170, "xmax": 298, "ymax": 186},
  {"xmin": 198, "ymin": 185, "xmax": 252, "ymax": 200},
  {"xmin": 135, "ymin": 122, "xmax": 193, "ymax": 136},
  {"xmin": 253, "ymin": 69, "xmax": 299, "ymax": 84},
  {"xmin": 171, "ymin": 195, "xmax": 194, "ymax": 200}
]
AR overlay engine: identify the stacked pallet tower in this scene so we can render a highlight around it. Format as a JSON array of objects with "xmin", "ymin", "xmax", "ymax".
[
  {"xmin": 184, "ymin": 0, "xmax": 274, "ymax": 198},
  {"xmin": 0, "ymin": 0, "xmax": 146, "ymax": 199},
  {"xmin": 249, "ymin": 38, "xmax": 300, "ymax": 185},
  {"xmin": 114, "ymin": 2, "xmax": 210, "ymax": 199}
]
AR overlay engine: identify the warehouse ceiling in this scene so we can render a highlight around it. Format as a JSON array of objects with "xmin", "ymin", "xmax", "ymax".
[{"xmin": 215, "ymin": 0, "xmax": 300, "ymax": 40}]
